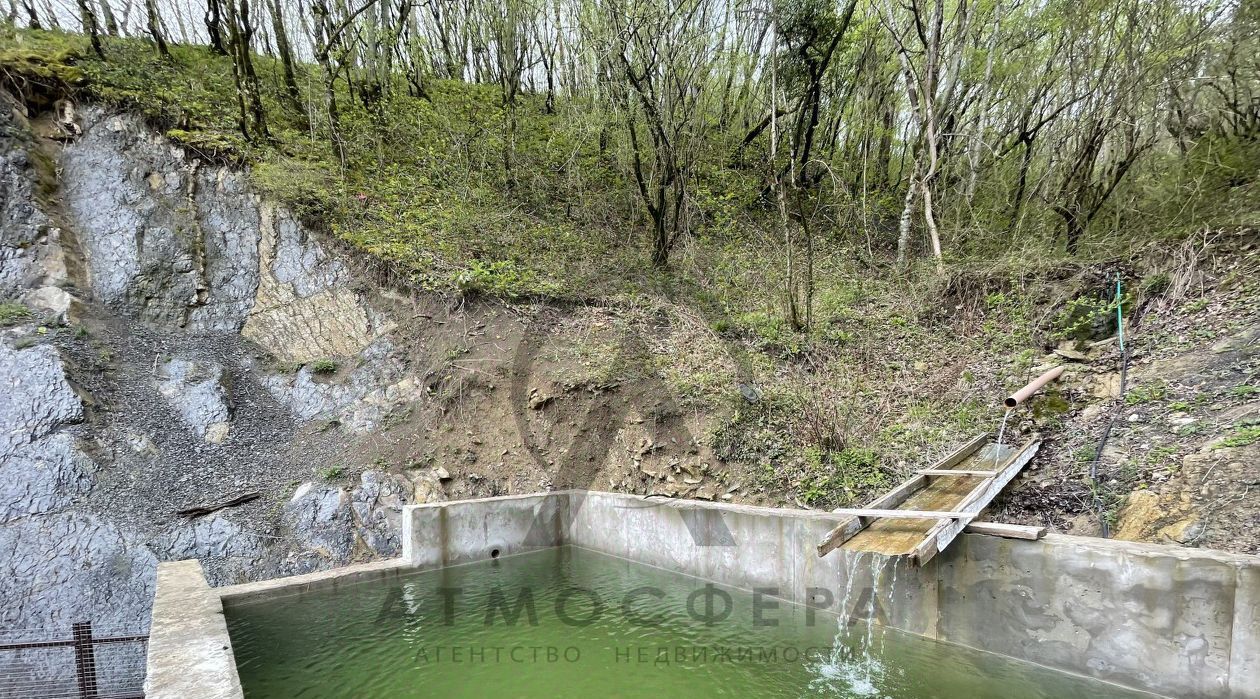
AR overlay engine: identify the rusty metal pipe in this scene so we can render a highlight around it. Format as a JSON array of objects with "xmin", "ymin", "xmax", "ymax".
[{"xmin": 1004, "ymin": 366, "xmax": 1065, "ymax": 408}]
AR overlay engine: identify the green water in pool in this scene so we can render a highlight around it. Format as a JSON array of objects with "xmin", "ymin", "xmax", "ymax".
[{"xmin": 225, "ymin": 547, "xmax": 1153, "ymax": 698}]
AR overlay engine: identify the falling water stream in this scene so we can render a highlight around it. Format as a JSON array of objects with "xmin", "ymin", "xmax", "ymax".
[
  {"xmin": 814, "ymin": 410, "xmax": 1010, "ymax": 696},
  {"xmin": 812, "ymin": 551, "xmax": 896, "ymax": 696},
  {"xmin": 994, "ymin": 408, "xmax": 1013, "ymax": 467}
]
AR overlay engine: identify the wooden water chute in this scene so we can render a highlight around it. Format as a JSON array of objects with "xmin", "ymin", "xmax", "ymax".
[
  {"xmin": 816, "ymin": 366, "xmax": 1066, "ymax": 564},
  {"xmin": 815, "ymin": 434, "xmax": 1041, "ymax": 565}
]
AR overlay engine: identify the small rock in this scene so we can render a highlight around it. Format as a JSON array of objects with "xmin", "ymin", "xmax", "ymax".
[
  {"xmin": 156, "ymin": 357, "xmax": 232, "ymax": 444},
  {"xmin": 1091, "ymin": 373, "xmax": 1123, "ymax": 399},
  {"xmin": 1079, "ymin": 404, "xmax": 1107, "ymax": 422},
  {"xmin": 126, "ymin": 433, "xmax": 159, "ymax": 457},
  {"xmin": 407, "ymin": 471, "xmax": 444, "ymax": 504},
  {"xmin": 22, "ymin": 286, "xmax": 75, "ymax": 318},
  {"xmin": 529, "ymin": 394, "xmax": 554, "ymax": 410},
  {"xmin": 1053, "ymin": 348, "xmax": 1089, "ymax": 362},
  {"xmin": 204, "ymin": 422, "xmax": 230, "ymax": 445},
  {"xmin": 434, "ymin": 466, "xmax": 451, "ymax": 480},
  {"xmin": 738, "ymin": 383, "xmax": 761, "ymax": 404}
]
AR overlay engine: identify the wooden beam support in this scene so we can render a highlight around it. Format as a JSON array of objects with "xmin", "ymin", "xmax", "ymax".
[
  {"xmin": 829, "ymin": 508, "xmax": 977, "ymax": 520},
  {"xmin": 963, "ymin": 521, "xmax": 1046, "ymax": 540},
  {"xmin": 816, "ymin": 433, "xmax": 990, "ymax": 557},
  {"xmin": 916, "ymin": 469, "xmax": 998, "ymax": 477}
]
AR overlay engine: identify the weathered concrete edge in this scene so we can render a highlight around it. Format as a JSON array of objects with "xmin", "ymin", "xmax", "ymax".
[
  {"xmin": 217, "ymin": 558, "xmax": 416, "ymax": 606},
  {"xmin": 217, "ymin": 546, "xmax": 557, "ymax": 607},
  {"xmin": 144, "ymin": 560, "xmax": 244, "ymax": 699},
  {"xmin": 218, "ymin": 493, "xmax": 567, "ymax": 607},
  {"xmin": 1229, "ymin": 564, "xmax": 1260, "ymax": 697},
  {"xmin": 402, "ymin": 491, "xmax": 565, "ymax": 567},
  {"xmin": 573, "ymin": 489, "xmax": 1260, "ymax": 565},
  {"xmin": 563, "ymin": 489, "xmax": 847, "ymax": 521}
]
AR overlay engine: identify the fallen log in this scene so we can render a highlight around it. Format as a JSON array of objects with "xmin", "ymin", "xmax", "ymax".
[{"xmin": 177, "ymin": 491, "xmax": 259, "ymax": 518}]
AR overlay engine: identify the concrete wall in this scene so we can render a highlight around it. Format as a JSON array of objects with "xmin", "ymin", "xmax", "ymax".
[
  {"xmin": 566, "ymin": 491, "xmax": 1260, "ymax": 699},
  {"xmin": 147, "ymin": 491, "xmax": 1259, "ymax": 698},
  {"xmin": 145, "ymin": 560, "xmax": 243, "ymax": 699},
  {"xmin": 936, "ymin": 533, "xmax": 1254, "ymax": 698},
  {"xmin": 213, "ymin": 493, "xmax": 567, "ymax": 607},
  {"xmin": 402, "ymin": 492, "xmax": 566, "ymax": 567}
]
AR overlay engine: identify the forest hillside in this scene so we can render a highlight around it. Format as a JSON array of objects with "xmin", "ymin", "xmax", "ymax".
[{"xmin": 1, "ymin": 0, "xmax": 1258, "ymax": 555}]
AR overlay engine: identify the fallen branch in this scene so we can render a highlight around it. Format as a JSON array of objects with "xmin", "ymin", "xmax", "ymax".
[{"xmin": 176, "ymin": 491, "xmax": 259, "ymax": 518}]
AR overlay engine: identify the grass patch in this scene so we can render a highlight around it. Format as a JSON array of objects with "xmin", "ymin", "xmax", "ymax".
[
  {"xmin": 0, "ymin": 302, "xmax": 31, "ymax": 327},
  {"xmin": 309, "ymin": 359, "xmax": 339, "ymax": 375},
  {"xmin": 1217, "ymin": 426, "xmax": 1260, "ymax": 449},
  {"xmin": 1125, "ymin": 381, "xmax": 1169, "ymax": 406},
  {"xmin": 798, "ymin": 446, "xmax": 891, "ymax": 509}
]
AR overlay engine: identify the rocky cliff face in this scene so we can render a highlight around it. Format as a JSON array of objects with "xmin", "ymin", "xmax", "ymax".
[
  {"xmin": 0, "ymin": 102, "xmax": 444, "ymax": 635},
  {"xmin": 1, "ymin": 98, "xmax": 722, "ymax": 644}
]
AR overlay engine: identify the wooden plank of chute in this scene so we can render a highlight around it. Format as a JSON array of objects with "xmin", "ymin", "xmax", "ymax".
[{"xmin": 815, "ymin": 433, "xmax": 989, "ymax": 557}]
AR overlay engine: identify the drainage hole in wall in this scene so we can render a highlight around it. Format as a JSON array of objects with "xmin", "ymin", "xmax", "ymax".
[{"xmin": 490, "ymin": 548, "xmax": 501, "ymax": 559}]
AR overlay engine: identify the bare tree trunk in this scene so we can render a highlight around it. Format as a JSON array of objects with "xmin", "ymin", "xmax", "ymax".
[
  {"xmin": 770, "ymin": 21, "xmax": 800, "ymax": 330},
  {"xmin": 98, "ymin": 0, "xmax": 118, "ymax": 34},
  {"xmin": 896, "ymin": 162, "xmax": 918, "ymax": 267},
  {"xmin": 20, "ymin": 0, "xmax": 41, "ymax": 29},
  {"xmin": 38, "ymin": 0, "xmax": 57, "ymax": 28},
  {"xmin": 75, "ymin": 0, "xmax": 106, "ymax": 57},
  {"xmin": 119, "ymin": 0, "xmax": 134, "ymax": 30},
  {"xmin": 266, "ymin": 0, "xmax": 301, "ymax": 105},
  {"xmin": 223, "ymin": 0, "xmax": 268, "ymax": 141},
  {"xmin": 205, "ymin": 0, "xmax": 227, "ymax": 53},
  {"xmin": 919, "ymin": 169, "xmax": 943, "ymax": 267},
  {"xmin": 143, "ymin": 0, "xmax": 170, "ymax": 58},
  {"xmin": 312, "ymin": 0, "xmax": 346, "ymax": 164}
]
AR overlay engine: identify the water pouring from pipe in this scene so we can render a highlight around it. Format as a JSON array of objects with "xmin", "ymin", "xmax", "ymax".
[{"xmin": 995, "ymin": 366, "xmax": 1065, "ymax": 465}]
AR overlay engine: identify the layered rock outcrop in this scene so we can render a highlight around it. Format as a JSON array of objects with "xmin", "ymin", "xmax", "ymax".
[{"xmin": 0, "ymin": 101, "xmax": 438, "ymax": 637}]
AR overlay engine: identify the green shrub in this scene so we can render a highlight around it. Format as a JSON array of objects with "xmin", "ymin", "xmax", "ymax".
[
  {"xmin": 1125, "ymin": 382, "xmax": 1168, "ymax": 405},
  {"xmin": 309, "ymin": 359, "xmax": 339, "ymax": 374},
  {"xmin": 449, "ymin": 259, "xmax": 553, "ymax": 298},
  {"xmin": 1052, "ymin": 295, "xmax": 1119, "ymax": 343},
  {"xmin": 1142, "ymin": 273, "xmax": 1171, "ymax": 297},
  {"xmin": 798, "ymin": 446, "xmax": 889, "ymax": 508},
  {"xmin": 737, "ymin": 311, "xmax": 806, "ymax": 357}
]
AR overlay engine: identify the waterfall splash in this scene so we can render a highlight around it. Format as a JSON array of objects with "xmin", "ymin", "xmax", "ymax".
[{"xmin": 811, "ymin": 550, "xmax": 899, "ymax": 696}]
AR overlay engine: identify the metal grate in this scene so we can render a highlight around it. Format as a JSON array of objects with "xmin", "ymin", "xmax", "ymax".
[{"xmin": 0, "ymin": 623, "xmax": 147, "ymax": 699}]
